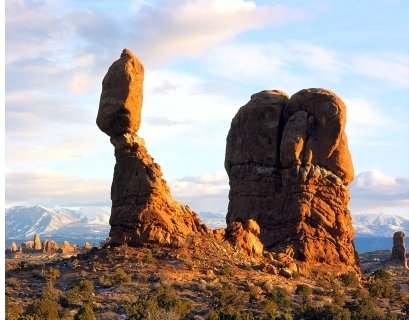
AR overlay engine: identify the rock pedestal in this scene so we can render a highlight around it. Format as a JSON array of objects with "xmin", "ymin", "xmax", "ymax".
[
  {"xmin": 97, "ymin": 49, "xmax": 207, "ymax": 247},
  {"xmin": 225, "ymin": 89, "xmax": 359, "ymax": 273},
  {"xmin": 390, "ymin": 231, "xmax": 408, "ymax": 268}
]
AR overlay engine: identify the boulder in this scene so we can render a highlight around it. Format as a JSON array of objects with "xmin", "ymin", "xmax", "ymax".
[
  {"xmin": 225, "ymin": 88, "xmax": 359, "ymax": 273},
  {"xmin": 225, "ymin": 219, "xmax": 264, "ymax": 257},
  {"xmin": 97, "ymin": 49, "xmax": 144, "ymax": 136}
]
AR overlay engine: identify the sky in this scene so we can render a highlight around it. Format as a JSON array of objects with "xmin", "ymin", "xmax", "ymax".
[{"xmin": 4, "ymin": 0, "xmax": 409, "ymax": 219}]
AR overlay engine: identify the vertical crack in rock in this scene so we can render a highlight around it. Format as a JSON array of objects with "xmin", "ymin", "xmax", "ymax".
[
  {"xmin": 225, "ymin": 88, "xmax": 360, "ymax": 273},
  {"xmin": 97, "ymin": 49, "xmax": 207, "ymax": 247}
]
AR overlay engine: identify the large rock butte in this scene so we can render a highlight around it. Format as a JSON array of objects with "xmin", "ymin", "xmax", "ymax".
[
  {"xmin": 225, "ymin": 89, "xmax": 359, "ymax": 273},
  {"xmin": 98, "ymin": 49, "xmax": 207, "ymax": 247}
]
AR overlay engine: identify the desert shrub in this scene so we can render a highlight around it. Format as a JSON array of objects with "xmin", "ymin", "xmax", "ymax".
[
  {"xmin": 145, "ymin": 249, "xmax": 155, "ymax": 264},
  {"xmin": 6, "ymin": 298, "xmax": 23, "ymax": 320},
  {"xmin": 340, "ymin": 273, "xmax": 360, "ymax": 288},
  {"xmin": 331, "ymin": 287, "xmax": 346, "ymax": 306},
  {"xmin": 372, "ymin": 269, "xmax": 391, "ymax": 282},
  {"xmin": 63, "ymin": 279, "xmax": 94, "ymax": 305},
  {"xmin": 403, "ymin": 302, "xmax": 409, "ymax": 316},
  {"xmin": 125, "ymin": 286, "xmax": 192, "ymax": 320},
  {"xmin": 207, "ymin": 309, "xmax": 255, "ymax": 320},
  {"xmin": 210, "ymin": 288, "xmax": 250, "ymax": 312},
  {"xmin": 368, "ymin": 280, "xmax": 394, "ymax": 299},
  {"xmin": 293, "ymin": 303, "xmax": 350, "ymax": 320},
  {"xmin": 6, "ymin": 277, "xmax": 21, "ymax": 289},
  {"xmin": 219, "ymin": 264, "xmax": 233, "ymax": 276},
  {"xmin": 25, "ymin": 296, "xmax": 60, "ymax": 320},
  {"xmin": 265, "ymin": 287, "xmax": 290, "ymax": 310},
  {"xmin": 75, "ymin": 302, "xmax": 96, "ymax": 320},
  {"xmin": 295, "ymin": 284, "xmax": 312, "ymax": 299},
  {"xmin": 345, "ymin": 296, "xmax": 384, "ymax": 320},
  {"xmin": 98, "ymin": 273, "xmax": 114, "ymax": 287},
  {"xmin": 115, "ymin": 267, "xmax": 132, "ymax": 284}
]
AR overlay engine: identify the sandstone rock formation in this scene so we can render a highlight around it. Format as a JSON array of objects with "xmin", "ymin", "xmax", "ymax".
[
  {"xmin": 34, "ymin": 234, "xmax": 42, "ymax": 251},
  {"xmin": 390, "ymin": 231, "xmax": 408, "ymax": 268},
  {"xmin": 225, "ymin": 89, "xmax": 359, "ymax": 273},
  {"xmin": 225, "ymin": 219, "xmax": 264, "ymax": 257},
  {"xmin": 10, "ymin": 241, "xmax": 17, "ymax": 252},
  {"xmin": 42, "ymin": 240, "xmax": 59, "ymax": 253},
  {"xmin": 97, "ymin": 49, "xmax": 207, "ymax": 247},
  {"xmin": 58, "ymin": 241, "xmax": 77, "ymax": 255}
]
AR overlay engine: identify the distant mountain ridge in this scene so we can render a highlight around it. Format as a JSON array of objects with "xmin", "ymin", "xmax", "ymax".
[
  {"xmin": 352, "ymin": 212, "xmax": 409, "ymax": 237},
  {"xmin": 5, "ymin": 205, "xmax": 110, "ymax": 240},
  {"xmin": 5, "ymin": 206, "xmax": 409, "ymax": 244}
]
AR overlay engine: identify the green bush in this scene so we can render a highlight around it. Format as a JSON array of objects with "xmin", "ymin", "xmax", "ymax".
[
  {"xmin": 63, "ymin": 279, "xmax": 94, "ymax": 305},
  {"xmin": 295, "ymin": 284, "xmax": 312, "ymax": 299},
  {"xmin": 75, "ymin": 302, "xmax": 96, "ymax": 320},
  {"xmin": 5, "ymin": 298, "xmax": 23, "ymax": 320},
  {"xmin": 340, "ymin": 273, "xmax": 360, "ymax": 288},
  {"xmin": 403, "ymin": 302, "xmax": 409, "ymax": 316},
  {"xmin": 368, "ymin": 280, "xmax": 394, "ymax": 299},
  {"xmin": 125, "ymin": 286, "xmax": 192, "ymax": 320},
  {"xmin": 210, "ymin": 288, "xmax": 250, "ymax": 313},
  {"xmin": 26, "ymin": 296, "xmax": 60, "ymax": 320},
  {"xmin": 265, "ymin": 287, "xmax": 290, "ymax": 310},
  {"xmin": 372, "ymin": 269, "xmax": 391, "ymax": 282},
  {"xmin": 293, "ymin": 304, "xmax": 350, "ymax": 320},
  {"xmin": 115, "ymin": 267, "xmax": 132, "ymax": 284},
  {"xmin": 345, "ymin": 296, "xmax": 384, "ymax": 320}
]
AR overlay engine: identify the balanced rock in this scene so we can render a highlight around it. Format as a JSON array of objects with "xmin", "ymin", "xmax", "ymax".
[
  {"xmin": 97, "ymin": 49, "xmax": 144, "ymax": 136},
  {"xmin": 390, "ymin": 231, "xmax": 408, "ymax": 268},
  {"xmin": 225, "ymin": 88, "xmax": 359, "ymax": 273},
  {"xmin": 98, "ymin": 49, "xmax": 207, "ymax": 247}
]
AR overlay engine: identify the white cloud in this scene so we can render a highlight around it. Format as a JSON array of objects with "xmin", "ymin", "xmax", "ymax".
[
  {"xmin": 5, "ymin": 169, "xmax": 111, "ymax": 207},
  {"xmin": 349, "ymin": 52, "xmax": 409, "ymax": 89},
  {"xmin": 350, "ymin": 170, "xmax": 409, "ymax": 214},
  {"xmin": 127, "ymin": 1, "xmax": 306, "ymax": 63},
  {"xmin": 169, "ymin": 171, "xmax": 229, "ymax": 213}
]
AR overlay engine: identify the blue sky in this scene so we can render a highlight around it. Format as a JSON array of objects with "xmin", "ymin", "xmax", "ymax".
[{"xmin": 5, "ymin": 0, "xmax": 409, "ymax": 218}]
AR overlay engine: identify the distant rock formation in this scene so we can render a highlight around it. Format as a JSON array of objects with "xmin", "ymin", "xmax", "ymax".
[
  {"xmin": 225, "ymin": 89, "xmax": 359, "ymax": 273},
  {"xmin": 34, "ymin": 234, "xmax": 42, "ymax": 251},
  {"xmin": 10, "ymin": 241, "xmax": 17, "ymax": 252},
  {"xmin": 58, "ymin": 241, "xmax": 77, "ymax": 255},
  {"xmin": 390, "ymin": 231, "xmax": 408, "ymax": 268},
  {"xmin": 97, "ymin": 49, "xmax": 207, "ymax": 247},
  {"xmin": 42, "ymin": 240, "xmax": 59, "ymax": 253}
]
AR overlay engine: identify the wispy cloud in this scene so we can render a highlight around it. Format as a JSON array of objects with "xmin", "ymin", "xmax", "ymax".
[
  {"xmin": 169, "ymin": 171, "xmax": 229, "ymax": 213},
  {"xmin": 5, "ymin": 169, "xmax": 111, "ymax": 207}
]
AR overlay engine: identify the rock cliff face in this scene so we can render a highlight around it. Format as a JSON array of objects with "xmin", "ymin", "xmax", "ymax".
[
  {"xmin": 225, "ymin": 89, "xmax": 359, "ymax": 273},
  {"xmin": 390, "ymin": 231, "xmax": 408, "ymax": 268},
  {"xmin": 98, "ymin": 49, "xmax": 207, "ymax": 247}
]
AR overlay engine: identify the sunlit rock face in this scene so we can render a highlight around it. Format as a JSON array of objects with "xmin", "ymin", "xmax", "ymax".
[
  {"xmin": 225, "ymin": 88, "xmax": 359, "ymax": 273},
  {"xmin": 97, "ymin": 49, "xmax": 207, "ymax": 247}
]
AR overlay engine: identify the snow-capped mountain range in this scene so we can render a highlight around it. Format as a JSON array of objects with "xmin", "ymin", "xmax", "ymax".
[
  {"xmin": 5, "ymin": 206, "xmax": 409, "ymax": 243},
  {"xmin": 5, "ymin": 205, "xmax": 110, "ymax": 240}
]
